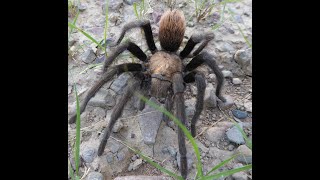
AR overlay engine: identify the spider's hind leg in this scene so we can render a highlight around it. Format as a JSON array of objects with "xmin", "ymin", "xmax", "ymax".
[
  {"xmin": 98, "ymin": 75, "xmax": 142, "ymax": 156},
  {"xmin": 184, "ymin": 71, "xmax": 206, "ymax": 137}
]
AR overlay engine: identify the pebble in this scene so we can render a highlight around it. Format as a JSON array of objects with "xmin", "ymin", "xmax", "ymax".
[
  {"xmin": 217, "ymin": 95, "xmax": 234, "ymax": 110},
  {"xmin": 204, "ymin": 84, "xmax": 217, "ymax": 108},
  {"xmin": 81, "ymin": 147, "xmax": 96, "ymax": 163},
  {"xmin": 81, "ymin": 49, "xmax": 96, "ymax": 63},
  {"xmin": 232, "ymin": 78, "xmax": 242, "ymax": 85},
  {"xmin": 226, "ymin": 123, "xmax": 245, "ymax": 145},
  {"xmin": 222, "ymin": 70, "xmax": 233, "ymax": 78},
  {"xmin": 244, "ymin": 101, "xmax": 252, "ymax": 112},
  {"xmin": 106, "ymin": 152, "xmax": 114, "ymax": 163},
  {"xmin": 235, "ymin": 145, "xmax": 252, "ymax": 164},
  {"xmin": 112, "ymin": 120, "xmax": 124, "ymax": 133},
  {"xmin": 128, "ymin": 159, "xmax": 143, "ymax": 171},
  {"xmin": 187, "ymin": 21, "xmax": 195, "ymax": 27},
  {"xmin": 131, "ymin": 155, "xmax": 137, "ymax": 161},
  {"xmin": 110, "ymin": 73, "xmax": 131, "ymax": 94},
  {"xmin": 78, "ymin": 3, "xmax": 88, "ymax": 11},
  {"xmin": 205, "ymin": 127, "xmax": 225, "ymax": 143},
  {"xmin": 117, "ymin": 150, "xmax": 126, "ymax": 161},
  {"xmin": 228, "ymin": 144, "xmax": 235, "ymax": 151},
  {"xmin": 185, "ymin": 98, "xmax": 197, "ymax": 118},
  {"xmin": 232, "ymin": 109, "xmax": 248, "ymax": 119},
  {"xmin": 87, "ymin": 172, "xmax": 104, "ymax": 180}
]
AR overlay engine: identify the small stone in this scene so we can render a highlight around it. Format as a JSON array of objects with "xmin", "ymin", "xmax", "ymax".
[
  {"xmin": 106, "ymin": 152, "xmax": 113, "ymax": 163},
  {"xmin": 204, "ymin": 84, "xmax": 217, "ymax": 108},
  {"xmin": 232, "ymin": 171, "xmax": 248, "ymax": 180},
  {"xmin": 232, "ymin": 110, "xmax": 248, "ymax": 119},
  {"xmin": 208, "ymin": 74, "xmax": 216, "ymax": 81},
  {"xmin": 108, "ymin": 141, "xmax": 122, "ymax": 153},
  {"xmin": 226, "ymin": 123, "xmax": 245, "ymax": 145},
  {"xmin": 217, "ymin": 42, "xmax": 234, "ymax": 52},
  {"xmin": 110, "ymin": 73, "xmax": 131, "ymax": 94},
  {"xmin": 78, "ymin": 3, "xmax": 87, "ymax": 11},
  {"xmin": 235, "ymin": 145, "xmax": 252, "ymax": 164},
  {"xmin": 117, "ymin": 150, "xmax": 126, "ymax": 161},
  {"xmin": 102, "ymin": 0, "xmax": 123, "ymax": 13},
  {"xmin": 173, "ymin": 160, "xmax": 178, "ymax": 167},
  {"xmin": 131, "ymin": 159, "xmax": 143, "ymax": 171},
  {"xmin": 228, "ymin": 144, "xmax": 235, "ymax": 151},
  {"xmin": 208, "ymin": 147, "xmax": 234, "ymax": 161},
  {"xmin": 190, "ymin": 85, "xmax": 197, "ymax": 96},
  {"xmin": 112, "ymin": 120, "xmax": 124, "ymax": 133},
  {"xmin": 205, "ymin": 127, "xmax": 225, "ymax": 143},
  {"xmin": 131, "ymin": 155, "xmax": 137, "ymax": 161},
  {"xmin": 187, "ymin": 21, "xmax": 195, "ymax": 27},
  {"xmin": 232, "ymin": 78, "xmax": 242, "ymax": 85},
  {"xmin": 222, "ymin": 70, "xmax": 233, "ymax": 78},
  {"xmin": 218, "ymin": 95, "xmax": 234, "ymax": 110},
  {"xmin": 185, "ymin": 98, "xmax": 196, "ymax": 117},
  {"xmin": 89, "ymin": 89, "xmax": 115, "ymax": 109},
  {"xmin": 244, "ymin": 101, "xmax": 252, "ymax": 112},
  {"xmin": 167, "ymin": 146, "xmax": 177, "ymax": 157},
  {"xmin": 87, "ymin": 172, "xmax": 104, "ymax": 180},
  {"xmin": 138, "ymin": 97, "xmax": 163, "ymax": 145},
  {"xmin": 218, "ymin": 65, "xmax": 224, "ymax": 69},
  {"xmin": 234, "ymin": 49, "xmax": 252, "ymax": 76},
  {"xmin": 81, "ymin": 147, "xmax": 96, "ymax": 163},
  {"xmin": 81, "ymin": 49, "xmax": 96, "ymax": 63},
  {"xmin": 234, "ymin": 15, "xmax": 244, "ymax": 24}
]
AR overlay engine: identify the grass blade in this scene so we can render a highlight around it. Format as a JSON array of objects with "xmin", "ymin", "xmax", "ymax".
[
  {"xmin": 233, "ymin": 121, "xmax": 252, "ymax": 150},
  {"xmin": 103, "ymin": 0, "xmax": 109, "ymax": 53},
  {"xmin": 212, "ymin": 2, "xmax": 226, "ymax": 30},
  {"xmin": 68, "ymin": 160, "xmax": 75, "ymax": 180},
  {"xmin": 206, "ymin": 154, "xmax": 239, "ymax": 176},
  {"xmin": 111, "ymin": 136, "xmax": 183, "ymax": 180},
  {"xmin": 201, "ymin": 164, "xmax": 252, "ymax": 180},
  {"xmin": 133, "ymin": 2, "xmax": 139, "ymax": 19},
  {"xmin": 68, "ymin": 22, "xmax": 104, "ymax": 50},
  {"xmin": 136, "ymin": 94, "xmax": 204, "ymax": 178},
  {"xmin": 74, "ymin": 84, "xmax": 81, "ymax": 176}
]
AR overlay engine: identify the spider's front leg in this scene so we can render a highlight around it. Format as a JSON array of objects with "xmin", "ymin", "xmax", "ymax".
[
  {"xmin": 172, "ymin": 73, "xmax": 188, "ymax": 179},
  {"xmin": 110, "ymin": 20, "xmax": 157, "ymax": 53},
  {"xmin": 180, "ymin": 32, "xmax": 215, "ymax": 59},
  {"xmin": 103, "ymin": 41, "xmax": 147, "ymax": 72},
  {"xmin": 68, "ymin": 63, "xmax": 143, "ymax": 124},
  {"xmin": 98, "ymin": 75, "xmax": 142, "ymax": 156},
  {"xmin": 185, "ymin": 51, "xmax": 226, "ymax": 102},
  {"xmin": 184, "ymin": 71, "xmax": 206, "ymax": 137}
]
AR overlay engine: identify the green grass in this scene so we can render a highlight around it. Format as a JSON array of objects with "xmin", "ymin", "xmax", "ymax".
[{"xmin": 133, "ymin": 0, "xmax": 147, "ymax": 20}]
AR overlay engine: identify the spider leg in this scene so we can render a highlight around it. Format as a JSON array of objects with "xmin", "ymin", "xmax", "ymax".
[
  {"xmin": 103, "ymin": 41, "xmax": 147, "ymax": 72},
  {"xmin": 185, "ymin": 51, "xmax": 226, "ymax": 102},
  {"xmin": 68, "ymin": 63, "xmax": 143, "ymax": 124},
  {"xmin": 180, "ymin": 32, "xmax": 215, "ymax": 59},
  {"xmin": 110, "ymin": 20, "xmax": 157, "ymax": 53},
  {"xmin": 172, "ymin": 73, "xmax": 188, "ymax": 179},
  {"xmin": 98, "ymin": 76, "xmax": 141, "ymax": 156},
  {"xmin": 184, "ymin": 71, "xmax": 206, "ymax": 137},
  {"xmin": 163, "ymin": 90, "xmax": 173, "ymax": 125}
]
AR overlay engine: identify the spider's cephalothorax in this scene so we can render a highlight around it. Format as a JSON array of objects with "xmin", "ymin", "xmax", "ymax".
[{"xmin": 69, "ymin": 9, "xmax": 227, "ymax": 179}]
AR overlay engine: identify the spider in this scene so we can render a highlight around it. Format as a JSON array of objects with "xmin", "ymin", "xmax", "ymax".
[{"xmin": 69, "ymin": 9, "xmax": 227, "ymax": 179}]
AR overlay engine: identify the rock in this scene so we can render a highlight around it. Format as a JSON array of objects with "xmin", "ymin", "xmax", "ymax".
[
  {"xmin": 208, "ymin": 74, "xmax": 216, "ymax": 82},
  {"xmin": 78, "ymin": 3, "xmax": 88, "ymax": 11},
  {"xmin": 232, "ymin": 78, "xmax": 242, "ymax": 85},
  {"xmin": 81, "ymin": 49, "xmax": 96, "ymax": 63},
  {"xmin": 187, "ymin": 21, "xmax": 195, "ymax": 27},
  {"xmin": 217, "ymin": 42, "xmax": 234, "ymax": 52},
  {"xmin": 88, "ymin": 89, "xmax": 115, "ymax": 108},
  {"xmin": 102, "ymin": 0, "xmax": 123, "ymax": 13},
  {"xmin": 114, "ymin": 176, "xmax": 173, "ymax": 180},
  {"xmin": 208, "ymin": 147, "xmax": 234, "ymax": 161},
  {"xmin": 232, "ymin": 110, "xmax": 248, "ymax": 119},
  {"xmin": 87, "ymin": 27, "xmax": 104, "ymax": 36},
  {"xmin": 205, "ymin": 127, "xmax": 226, "ymax": 143},
  {"xmin": 108, "ymin": 140, "xmax": 123, "ymax": 153},
  {"xmin": 244, "ymin": 101, "xmax": 252, "ymax": 112},
  {"xmin": 167, "ymin": 146, "xmax": 177, "ymax": 157},
  {"xmin": 190, "ymin": 85, "xmax": 197, "ymax": 96},
  {"xmin": 106, "ymin": 152, "xmax": 114, "ymax": 163},
  {"xmin": 228, "ymin": 144, "xmax": 235, "ymax": 151},
  {"xmin": 131, "ymin": 155, "xmax": 137, "ymax": 161},
  {"xmin": 226, "ymin": 123, "xmax": 245, "ymax": 145},
  {"xmin": 234, "ymin": 49, "xmax": 252, "ymax": 76},
  {"xmin": 87, "ymin": 172, "xmax": 104, "ymax": 180},
  {"xmin": 218, "ymin": 95, "xmax": 234, "ymax": 110},
  {"xmin": 177, "ymin": 152, "xmax": 193, "ymax": 171},
  {"xmin": 117, "ymin": 149, "xmax": 126, "ymax": 161},
  {"xmin": 81, "ymin": 147, "xmax": 96, "ymax": 163},
  {"xmin": 128, "ymin": 159, "xmax": 143, "ymax": 171},
  {"xmin": 185, "ymin": 98, "xmax": 196, "ymax": 118},
  {"xmin": 235, "ymin": 145, "xmax": 252, "ymax": 164},
  {"xmin": 218, "ymin": 65, "xmax": 224, "ymax": 69},
  {"xmin": 204, "ymin": 84, "xmax": 217, "ymax": 108},
  {"xmin": 138, "ymin": 97, "xmax": 163, "ymax": 145},
  {"xmin": 110, "ymin": 73, "xmax": 131, "ymax": 94},
  {"xmin": 112, "ymin": 120, "xmax": 124, "ymax": 133},
  {"xmin": 222, "ymin": 70, "xmax": 233, "ymax": 78}
]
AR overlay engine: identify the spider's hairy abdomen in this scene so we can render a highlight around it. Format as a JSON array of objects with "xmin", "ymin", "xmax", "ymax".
[
  {"xmin": 149, "ymin": 51, "xmax": 183, "ymax": 97},
  {"xmin": 159, "ymin": 9, "xmax": 186, "ymax": 52}
]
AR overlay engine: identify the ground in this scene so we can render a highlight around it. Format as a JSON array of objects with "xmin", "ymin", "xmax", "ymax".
[{"xmin": 68, "ymin": 0, "xmax": 252, "ymax": 180}]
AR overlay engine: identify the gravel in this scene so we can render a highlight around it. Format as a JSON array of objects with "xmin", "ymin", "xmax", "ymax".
[{"xmin": 226, "ymin": 123, "xmax": 245, "ymax": 145}]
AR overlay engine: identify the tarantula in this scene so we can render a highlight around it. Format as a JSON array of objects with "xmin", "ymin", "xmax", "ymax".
[{"xmin": 69, "ymin": 9, "xmax": 226, "ymax": 179}]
